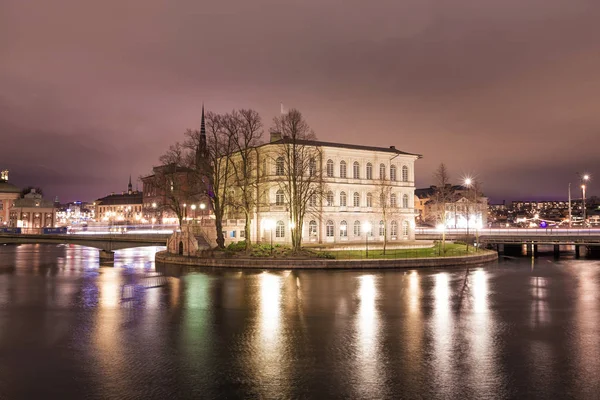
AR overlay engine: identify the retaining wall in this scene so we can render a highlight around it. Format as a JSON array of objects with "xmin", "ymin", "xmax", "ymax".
[{"xmin": 155, "ymin": 250, "xmax": 498, "ymax": 270}]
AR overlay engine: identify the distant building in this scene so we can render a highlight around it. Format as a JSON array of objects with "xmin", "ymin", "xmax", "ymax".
[
  {"xmin": 9, "ymin": 189, "xmax": 56, "ymax": 231},
  {"xmin": 0, "ymin": 170, "xmax": 21, "ymax": 226},
  {"xmin": 95, "ymin": 177, "xmax": 143, "ymax": 224},
  {"xmin": 415, "ymin": 184, "xmax": 488, "ymax": 229},
  {"xmin": 55, "ymin": 201, "xmax": 95, "ymax": 226}
]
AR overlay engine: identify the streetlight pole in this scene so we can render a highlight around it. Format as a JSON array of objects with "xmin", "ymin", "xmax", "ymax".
[
  {"xmin": 364, "ymin": 222, "xmax": 371, "ymax": 259},
  {"xmin": 200, "ymin": 203, "xmax": 206, "ymax": 225},
  {"xmin": 582, "ymin": 174, "xmax": 589, "ymax": 227},
  {"xmin": 568, "ymin": 183, "xmax": 572, "ymax": 228},
  {"xmin": 464, "ymin": 178, "xmax": 472, "ymax": 252},
  {"xmin": 191, "ymin": 204, "xmax": 197, "ymax": 224}
]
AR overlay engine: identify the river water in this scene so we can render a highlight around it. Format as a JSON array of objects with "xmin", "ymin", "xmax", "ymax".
[{"xmin": 1, "ymin": 244, "xmax": 599, "ymax": 399}]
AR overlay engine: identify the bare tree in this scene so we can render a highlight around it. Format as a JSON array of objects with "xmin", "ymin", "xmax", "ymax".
[
  {"xmin": 185, "ymin": 111, "xmax": 236, "ymax": 249},
  {"xmin": 374, "ymin": 177, "xmax": 396, "ymax": 255},
  {"xmin": 271, "ymin": 109, "xmax": 323, "ymax": 252},
  {"xmin": 432, "ymin": 163, "xmax": 452, "ymax": 254},
  {"xmin": 227, "ymin": 109, "xmax": 263, "ymax": 250}
]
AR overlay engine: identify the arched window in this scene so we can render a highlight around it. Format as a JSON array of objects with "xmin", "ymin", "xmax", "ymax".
[
  {"xmin": 276, "ymin": 157, "xmax": 284, "ymax": 175},
  {"xmin": 326, "ymin": 160, "xmax": 334, "ymax": 177},
  {"xmin": 353, "ymin": 220, "xmax": 361, "ymax": 236},
  {"xmin": 379, "ymin": 193, "xmax": 386, "ymax": 207},
  {"xmin": 391, "ymin": 220, "xmax": 398, "ymax": 236},
  {"xmin": 403, "ymin": 193, "xmax": 409, "ymax": 208},
  {"xmin": 366, "ymin": 163, "xmax": 373, "ymax": 180},
  {"xmin": 340, "ymin": 161, "xmax": 347, "ymax": 178},
  {"xmin": 379, "ymin": 220, "xmax": 385, "ymax": 236},
  {"xmin": 367, "ymin": 220, "xmax": 374, "ymax": 237},
  {"xmin": 276, "ymin": 189, "xmax": 284, "ymax": 205},
  {"xmin": 326, "ymin": 220, "xmax": 334, "ymax": 237},
  {"xmin": 402, "ymin": 220, "xmax": 410, "ymax": 236},
  {"xmin": 390, "ymin": 165, "xmax": 397, "ymax": 181},
  {"xmin": 390, "ymin": 193, "xmax": 397, "ymax": 207},
  {"xmin": 353, "ymin": 192, "xmax": 360, "ymax": 207},
  {"xmin": 340, "ymin": 220, "xmax": 348, "ymax": 237},
  {"xmin": 402, "ymin": 165, "xmax": 409, "ymax": 182},
  {"xmin": 353, "ymin": 161, "xmax": 360, "ymax": 179},
  {"xmin": 379, "ymin": 163, "xmax": 386, "ymax": 179},
  {"xmin": 309, "ymin": 220, "xmax": 318, "ymax": 236},
  {"xmin": 326, "ymin": 191, "xmax": 334, "ymax": 206},
  {"xmin": 366, "ymin": 192, "xmax": 373, "ymax": 207},
  {"xmin": 340, "ymin": 191, "xmax": 347, "ymax": 207},
  {"xmin": 309, "ymin": 158, "xmax": 317, "ymax": 176},
  {"xmin": 276, "ymin": 220, "xmax": 285, "ymax": 237},
  {"xmin": 309, "ymin": 194, "xmax": 317, "ymax": 207}
]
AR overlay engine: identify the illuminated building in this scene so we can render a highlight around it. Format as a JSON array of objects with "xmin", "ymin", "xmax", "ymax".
[
  {"xmin": 9, "ymin": 189, "xmax": 56, "ymax": 231},
  {"xmin": 95, "ymin": 177, "xmax": 143, "ymax": 224},
  {"xmin": 0, "ymin": 170, "xmax": 21, "ymax": 226}
]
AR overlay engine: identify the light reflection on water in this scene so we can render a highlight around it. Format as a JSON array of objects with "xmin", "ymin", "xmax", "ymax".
[{"xmin": 2, "ymin": 244, "xmax": 600, "ymax": 398}]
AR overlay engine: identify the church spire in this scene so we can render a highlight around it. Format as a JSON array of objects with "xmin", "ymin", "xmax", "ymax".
[
  {"xmin": 128, "ymin": 175, "xmax": 133, "ymax": 194},
  {"xmin": 196, "ymin": 104, "xmax": 208, "ymax": 168}
]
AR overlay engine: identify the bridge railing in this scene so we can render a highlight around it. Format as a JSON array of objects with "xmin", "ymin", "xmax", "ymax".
[{"xmin": 415, "ymin": 227, "xmax": 600, "ymax": 236}]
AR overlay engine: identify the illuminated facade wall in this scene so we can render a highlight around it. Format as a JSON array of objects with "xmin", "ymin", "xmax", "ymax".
[{"xmin": 224, "ymin": 140, "xmax": 420, "ymax": 245}]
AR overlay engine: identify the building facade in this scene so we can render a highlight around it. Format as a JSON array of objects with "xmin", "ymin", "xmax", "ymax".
[
  {"xmin": 95, "ymin": 178, "xmax": 144, "ymax": 225},
  {"xmin": 223, "ymin": 136, "xmax": 421, "ymax": 245},
  {"xmin": 9, "ymin": 189, "xmax": 56, "ymax": 231},
  {"xmin": 415, "ymin": 185, "xmax": 488, "ymax": 229},
  {"xmin": 0, "ymin": 170, "xmax": 21, "ymax": 226}
]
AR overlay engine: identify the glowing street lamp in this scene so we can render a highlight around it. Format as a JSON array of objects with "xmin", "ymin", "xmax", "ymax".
[
  {"xmin": 264, "ymin": 219, "xmax": 275, "ymax": 255},
  {"xmin": 464, "ymin": 178, "xmax": 473, "ymax": 252},
  {"xmin": 582, "ymin": 174, "xmax": 590, "ymax": 226},
  {"xmin": 199, "ymin": 203, "xmax": 206, "ymax": 224},
  {"xmin": 364, "ymin": 221, "xmax": 372, "ymax": 258}
]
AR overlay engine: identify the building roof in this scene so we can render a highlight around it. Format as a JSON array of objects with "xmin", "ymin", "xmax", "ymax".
[
  {"xmin": 0, "ymin": 180, "xmax": 21, "ymax": 194},
  {"xmin": 13, "ymin": 197, "xmax": 55, "ymax": 208},
  {"xmin": 96, "ymin": 191, "xmax": 143, "ymax": 206},
  {"xmin": 262, "ymin": 138, "xmax": 423, "ymax": 158}
]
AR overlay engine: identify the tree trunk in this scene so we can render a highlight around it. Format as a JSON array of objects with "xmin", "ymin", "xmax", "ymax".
[{"xmin": 244, "ymin": 210, "xmax": 251, "ymax": 251}]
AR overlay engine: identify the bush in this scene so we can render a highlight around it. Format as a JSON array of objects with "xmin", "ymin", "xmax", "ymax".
[{"xmin": 226, "ymin": 241, "xmax": 247, "ymax": 252}]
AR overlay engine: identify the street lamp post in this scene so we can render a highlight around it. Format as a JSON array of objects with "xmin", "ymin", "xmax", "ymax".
[
  {"xmin": 364, "ymin": 222, "xmax": 372, "ymax": 259},
  {"xmin": 191, "ymin": 204, "xmax": 197, "ymax": 224},
  {"xmin": 199, "ymin": 203, "xmax": 206, "ymax": 225},
  {"xmin": 582, "ymin": 174, "xmax": 589, "ymax": 227},
  {"xmin": 464, "ymin": 178, "xmax": 472, "ymax": 252}
]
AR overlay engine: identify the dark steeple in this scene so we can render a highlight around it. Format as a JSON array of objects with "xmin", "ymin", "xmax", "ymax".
[
  {"xmin": 128, "ymin": 175, "xmax": 133, "ymax": 195},
  {"xmin": 196, "ymin": 104, "xmax": 208, "ymax": 168}
]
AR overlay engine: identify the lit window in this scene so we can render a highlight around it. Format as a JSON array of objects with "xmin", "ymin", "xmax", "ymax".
[
  {"xmin": 402, "ymin": 165, "xmax": 409, "ymax": 182},
  {"xmin": 326, "ymin": 220, "xmax": 334, "ymax": 237},
  {"xmin": 309, "ymin": 220, "xmax": 317, "ymax": 236},
  {"xmin": 276, "ymin": 157, "xmax": 284, "ymax": 175},
  {"xmin": 326, "ymin": 191, "xmax": 334, "ymax": 206},
  {"xmin": 276, "ymin": 220, "xmax": 285, "ymax": 238},
  {"xmin": 353, "ymin": 220, "xmax": 361, "ymax": 236},
  {"xmin": 340, "ymin": 220, "xmax": 348, "ymax": 237},
  {"xmin": 326, "ymin": 160, "xmax": 334, "ymax": 177},
  {"xmin": 276, "ymin": 189, "xmax": 285, "ymax": 206}
]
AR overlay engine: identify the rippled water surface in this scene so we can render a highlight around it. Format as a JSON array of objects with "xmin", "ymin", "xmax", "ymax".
[{"xmin": 1, "ymin": 244, "xmax": 600, "ymax": 399}]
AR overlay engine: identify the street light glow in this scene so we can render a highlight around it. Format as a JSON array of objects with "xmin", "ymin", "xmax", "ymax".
[{"xmin": 464, "ymin": 178, "xmax": 472, "ymax": 186}]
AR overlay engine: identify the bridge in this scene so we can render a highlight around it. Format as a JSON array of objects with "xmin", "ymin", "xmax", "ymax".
[
  {"xmin": 0, "ymin": 233, "xmax": 169, "ymax": 261},
  {"xmin": 415, "ymin": 228, "xmax": 600, "ymax": 257}
]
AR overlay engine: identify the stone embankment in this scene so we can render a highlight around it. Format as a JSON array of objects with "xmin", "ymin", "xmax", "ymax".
[{"xmin": 155, "ymin": 250, "xmax": 498, "ymax": 270}]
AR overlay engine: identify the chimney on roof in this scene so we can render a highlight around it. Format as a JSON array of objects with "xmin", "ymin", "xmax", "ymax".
[
  {"xmin": 270, "ymin": 131, "xmax": 282, "ymax": 142},
  {"xmin": 390, "ymin": 145, "xmax": 396, "ymax": 150}
]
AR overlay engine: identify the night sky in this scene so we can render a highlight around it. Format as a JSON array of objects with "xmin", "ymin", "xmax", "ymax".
[{"xmin": 2, "ymin": 0, "xmax": 599, "ymax": 203}]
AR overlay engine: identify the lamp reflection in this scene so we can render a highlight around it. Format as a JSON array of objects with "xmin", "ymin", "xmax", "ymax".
[
  {"xmin": 530, "ymin": 276, "xmax": 550, "ymax": 326},
  {"xmin": 432, "ymin": 273, "xmax": 452, "ymax": 392},
  {"xmin": 354, "ymin": 274, "xmax": 385, "ymax": 398}
]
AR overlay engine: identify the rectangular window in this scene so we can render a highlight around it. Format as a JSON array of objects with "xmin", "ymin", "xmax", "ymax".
[{"xmin": 240, "ymin": 230, "xmax": 245, "ymax": 238}]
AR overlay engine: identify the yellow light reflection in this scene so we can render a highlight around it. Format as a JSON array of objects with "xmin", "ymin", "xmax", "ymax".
[
  {"xmin": 530, "ymin": 276, "xmax": 550, "ymax": 326},
  {"xmin": 432, "ymin": 273, "xmax": 452, "ymax": 392},
  {"xmin": 259, "ymin": 272, "xmax": 282, "ymax": 345},
  {"xmin": 354, "ymin": 274, "xmax": 385, "ymax": 398}
]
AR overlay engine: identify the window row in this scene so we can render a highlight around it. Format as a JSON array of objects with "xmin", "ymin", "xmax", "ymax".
[
  {"xmin": 272, "ymin": 219, "xmax": 410, "ymax": 238},
  {"xmin": 326, "ymin": 160, "xmax": 409, "ymax": 181},
  {"xmin": 273, "ymin": 190, "xmax": 412, "ymax": 208},
  {"xmin": 274, "ymin": 157, "xmax": 410, "ymax": 182}
]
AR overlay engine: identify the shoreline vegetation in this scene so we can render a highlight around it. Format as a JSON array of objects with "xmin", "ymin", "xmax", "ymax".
[{"xmin": 203, "ymin": 241, "xmax": 484, "ymax": 260}]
